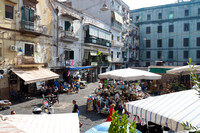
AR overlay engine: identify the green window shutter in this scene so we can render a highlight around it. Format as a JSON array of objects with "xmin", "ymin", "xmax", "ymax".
[
  {"xmin": 29, "ymin": 9, "xmax": 34, "ymax": 22},
  {"xmin": 29, "ymin": 9, "xmax": 34, "ymax": 31},
  {"xmin": 21, "ymin": 6, "xmax": 26, "ymax": 21},
  {"xmin": 65, "ymin": 21, "xmax": 71, "ymax": 31}
]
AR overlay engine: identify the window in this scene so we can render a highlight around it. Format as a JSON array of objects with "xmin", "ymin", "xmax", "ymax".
[
  {"xmin": 168, "ymin": 51, "xmax": 173, "ymax": 59},
  {"xmin": 65, "ymin": 21, "xmax": 71, "ymax": 31},
  {"xmin": 111, "ymin": 34, "xmax": 114, "ymax": 40},
  {"xmin": 185, "ymin": 9, "xmax": 189, "ymax": 16},
  {"xmin": 146, "ymin": 27, "xmax": 151, "ymax": 34},
  {"xmin": 147, "ymin": 14, "xmax": 151, "ymax": 20},
  {"xmin": 169, "ymin": 11, "xmax": 174, "ymax": 19},
  {"xmin": 25, "ymin": 44, "xmax": 34, "ymax": 56},
  {"xmin": 146, "ymin": 51, "xmax": 151, "ymax": 58},
  {"xmin": 146, "ymin": 40, "xmax": 151, "ymax": 48},
  {"xmin": 111, "ymin": 51, "xmax": 113, "ymax": 59},
  {"xmin": 198, "ymin": 8, "xmax": 200, "ymax": 15},
  {"xmin": 146, "ymin": 62, "xmax": 150, "ymax": 67},
  {"xmin": 65, "ymin": 51, "xmax": 74, "ymax": 60},
  {"xmin": 21, "ymin": 6, "xmax": 35, "ymax": 31},
  {"xmin": 157, "ymin": 39, "xmax": 162, "ymax": 47},
  {"xmin": 197, "ymin": 22, "xmax": 200, "ymax": 31},
  {"xmin": 168, "ymin": 39, "xmax": 174, "ymax": 47},
  {"xmin": 184, "ymin": 23, "xmax": 190, "ymax": 31},
  {"xmin": 0, "ymin": 43, "xmax": 2, "ymax": 57},
  {"xmin": 157, "ymin": 51, "xmax": 162, "ymax": 59},
  {"xmin": 197, "ymin": 50, "xmax": 200, "ymax": 58},
  {"xmin": 117, "ymin": 36, "xmax": 120, "ymax": 41},
  {"xmin": 5, "ymin": 5, "xmax": 14, "ymax": 19},
  {"xmin": 117, "ymin": 52, "xmax": 120, "ymax": 58},
  {"xmin": 184, "ymin": 38, "xmax": 189, "ymax": 47},
  {"xmin": 136, "ymin": 16, "xmax": 139, "ymax": 21},
  {"xmin": 157, "ymin": 25, "xmax": 162, "ymax": 33},
  {"xmin": 197, "ymin": 37, "xmax": 200, "ymax": 46},
  {"xmin": 158, "ymin": 13, "xmax": 162, "ymax": 19},
  {"xmin": 169, "ymin": 25, "xmax": 174, "ymax": 32},
  {"xmin": 184, "ymin": 51, "xmax": 188, "ymax": 59}
]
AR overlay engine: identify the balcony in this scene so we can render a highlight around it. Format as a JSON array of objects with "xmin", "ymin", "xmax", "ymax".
[
  {"xmin": 111, "ymin": 40, "xmax": 124, "ymax": 47},
  {"xmin": 111, "ymin": 21, "xmax": 122, "ymax": 31},
  {"xmin": 20, "ymin": 21, "xmax": 45, "ymax": 36},
  {"xmin": 60, "ymin": 30, "xmax": 79, "ymax": 42},
  {"xmin": 85, "ymin": 37, "xmax": 111, "ymax": 47},
  {"xmin": 16, "ymin": 56, "xmax": 44, "ymax": 68}
]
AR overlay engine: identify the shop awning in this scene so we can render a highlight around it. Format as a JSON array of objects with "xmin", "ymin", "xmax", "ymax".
[
  {"xmin": 90, "ymin": 51, "xmax": 98, "ymax": 56},
  {"xmin": 114, "ymin": 11, "xmax": 123, "ymax": 24},
  {"xmin": 69, "ymin": 66, "xmax": 92, "ymax": 70},
  {"xmin": 12, "ymin": 68, "xmax": 59, "ymax": 84}
]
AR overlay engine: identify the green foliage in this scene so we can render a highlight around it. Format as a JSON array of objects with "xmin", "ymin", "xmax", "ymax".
[
  {"xmin": 181, "ymin": 121, "xmax": 197, "ymax": 131},
  {"xmin": 187, "ymin": 58, "xmax": 200, "ymax": 96},
  {"xmin": 171, "ymin": 82, "xmax": 186, "ymax": 91},
  {"xmin": 181, "ymin": 58, "xmax": 200, "ymax": 132},
  {"xmin": 108, "ymin": 111, "xmax": 137, "ymax": 133}
]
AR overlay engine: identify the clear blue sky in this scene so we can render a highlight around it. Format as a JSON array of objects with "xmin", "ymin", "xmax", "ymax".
[{"xmin": 123, "ymin": 0, "xmax": 190, "ymax": 10}]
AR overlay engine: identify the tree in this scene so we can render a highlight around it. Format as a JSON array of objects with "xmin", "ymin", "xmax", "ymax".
[
  {"xmin": 108, "ymin": 111, "xmax": 137, "ymax": 133},
  {"xmin": 181, "ymin": 58, "xmax": 200, "ymax": 132}
]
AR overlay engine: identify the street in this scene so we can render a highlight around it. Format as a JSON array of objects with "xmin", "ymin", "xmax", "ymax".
[{"xmin": 0, "ymin": 82, "xmax": 107, "ymax": 133}]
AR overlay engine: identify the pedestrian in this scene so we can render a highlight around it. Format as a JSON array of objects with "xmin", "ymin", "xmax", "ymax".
[
  {"xmin": 72, "ymin": 100, "xmax": 82, "ymax": 128},
  {"xmin": 11, "ymin": 110, "xmax": 16, "ymax": 115},
  {"xmin": 99, "ymin": 82, "xmax": 103, "ymax": 89},
  {"xmin": 114, "ymin": 92, "xmax": 120, "ymax": 110},
  {"xmin": 106, "ymin": 104, "xmax": 115, "ymax": 121}
]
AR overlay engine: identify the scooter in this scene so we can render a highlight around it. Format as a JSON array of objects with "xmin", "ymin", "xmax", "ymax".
[{"xmin": 32, "ymin": 98, "xmax": 54, "ymax": 114}]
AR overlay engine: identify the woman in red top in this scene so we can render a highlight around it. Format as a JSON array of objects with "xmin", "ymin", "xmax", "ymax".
[{"xmin": 106, "ymin": 104, "xmax": 115, "ymax": 121}]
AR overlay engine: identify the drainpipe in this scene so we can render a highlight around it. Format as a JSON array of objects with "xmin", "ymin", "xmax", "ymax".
[{"xmin": 55, "ymin": 7, "xmax": 59, "ymax": 64}]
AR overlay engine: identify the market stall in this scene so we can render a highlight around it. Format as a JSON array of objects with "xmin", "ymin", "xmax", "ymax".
[
  {"xmin": 0, "ymin": 113, "xmax": 80, "ymax": 133},
  {"xmin": 125, "ymin": 89, "xmax": 200, "ymax": 132}
]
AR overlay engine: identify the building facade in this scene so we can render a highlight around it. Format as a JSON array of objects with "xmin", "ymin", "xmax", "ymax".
[
  {"xmin": 130, "ymin": 0, "xmax": 200, "ymax": 66},
  {"xmin": 67, "ymin": 0, "xmax": 132, "ymax": 70}
]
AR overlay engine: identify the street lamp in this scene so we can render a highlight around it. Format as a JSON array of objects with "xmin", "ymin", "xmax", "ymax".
[{"xmin": 100, "ymin": 1, "xmax": 109, "ymax": 11}]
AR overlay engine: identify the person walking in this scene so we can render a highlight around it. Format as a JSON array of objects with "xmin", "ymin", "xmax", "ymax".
[
  {"xmin": 72, "ymin": 100, "xmax": 82, "ymax": 128},
  {"xmin": 106, "ymin": 104, "xmax": 115, "ymax": 122}
]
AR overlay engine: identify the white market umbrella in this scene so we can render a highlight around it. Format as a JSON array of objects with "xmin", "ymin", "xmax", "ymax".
[
  {"xmin": 166, "ymin": 65, "xmax": 200, "ymax": 75},
  {"xmin": 98, "ymin": 68, "xmax": 161, "ymax": 81},
  {"xmin": 0, "ymin": 113, "xmax": 80, "ymax": 133},
  {"xmin": 125, "ymin": 89, "xmax": 200, "ymax": 132}
]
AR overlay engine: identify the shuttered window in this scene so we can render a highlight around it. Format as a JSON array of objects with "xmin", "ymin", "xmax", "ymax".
[
  {"xmin": 5, "ymin": 5, "xmax": 14, "ymax": 19},
  {"xmin": 25, "ymin": 44, "xmax": 34, "ymax": 56}
]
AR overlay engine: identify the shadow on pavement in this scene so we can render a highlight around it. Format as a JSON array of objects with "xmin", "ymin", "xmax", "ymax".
[{"xmin": 79, "ymin": 105, "xmax": 107, "ymax": 121}]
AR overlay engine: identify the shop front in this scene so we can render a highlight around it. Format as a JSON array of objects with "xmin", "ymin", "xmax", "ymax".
[{"xmin": 11, "ymin": 67, "xmax": 59, "ymax": 97}]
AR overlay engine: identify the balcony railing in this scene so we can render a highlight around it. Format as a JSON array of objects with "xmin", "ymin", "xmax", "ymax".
[
  {"xmin": 111, "ymin": 40, "xmax": 124, "ymax": 47},
  {"xmin": 85, "ymin": 37, "xmax": 111, "ymax": 47},
  {"xmin": 60, "ymin": 30, "xmax": 79, "ymax": 42},
  {"xmin": 111, "ymin": 21, "xmax": 122, "ymax": 30},
  {"xmin": 20, "ymin": 20, "xmax": 44, "ymax": 36}
]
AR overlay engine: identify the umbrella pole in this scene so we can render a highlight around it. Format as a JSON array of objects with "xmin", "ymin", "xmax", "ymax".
[{"xmin": 190, "ymin": 75, "xmax": 192, "ymax": 89}]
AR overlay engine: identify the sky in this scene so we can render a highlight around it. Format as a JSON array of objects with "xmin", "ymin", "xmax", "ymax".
[{"xmin": 123, "ymin": 0, "xmax": 187, "ymax": 10}]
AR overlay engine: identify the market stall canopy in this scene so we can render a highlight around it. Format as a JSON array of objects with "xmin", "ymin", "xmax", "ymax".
[
  {"xmin": 166, "ymin": 65, "xmax": 200, "ymax": 75},
  {"xmin": 98, "ymin": 68, "xmax": 161, "ymax": 81},
  {"xmin": 12, "ymin": 68, "xmax": 59, "ymax": 84},
  {"xmin": 0, "ymin": 113, "xmax": 79, "ymax": 133},
  {"xmin": 126, "ymin": 89, "xmax": 200, "ymax": 132}
]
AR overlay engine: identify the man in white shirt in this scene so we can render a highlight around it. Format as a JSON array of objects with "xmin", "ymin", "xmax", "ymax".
[{"xmin": 114, "ymin": 92, "xmax": 120, "ymax": 110}]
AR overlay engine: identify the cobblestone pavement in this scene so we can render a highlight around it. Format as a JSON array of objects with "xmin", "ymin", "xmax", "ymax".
[{"xmin": 0, "ymin": 82, "xmax": 107, "ymax": 133}]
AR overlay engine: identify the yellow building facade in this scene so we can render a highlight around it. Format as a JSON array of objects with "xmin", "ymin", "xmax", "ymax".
[{"xmin": 0, "ymin": 0, "xmax": 55, "ymax": 99}]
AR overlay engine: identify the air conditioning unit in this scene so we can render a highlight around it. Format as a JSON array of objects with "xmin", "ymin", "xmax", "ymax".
[
  {"xmin": 0, "ymin": 69, "xmax": 7, "ymax": 75},
  {"xmin": 10, "ymin": 45, "xmax": 17, "ymax": 51}
]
